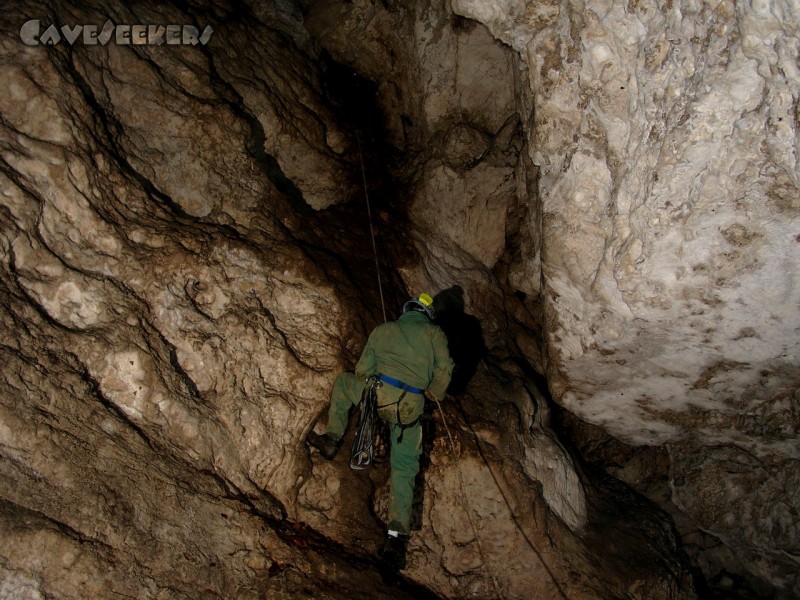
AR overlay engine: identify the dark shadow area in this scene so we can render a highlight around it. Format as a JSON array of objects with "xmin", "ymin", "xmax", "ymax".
[
  {"xmin": 433, "ymin": 285, "xmax": 487, "ymax": 395},
  {"xmin": 304, "ymin": 52, "xmax": 417, "ymax": 329},
  {"xmin": 265, "ymin": 517, "xmax": 443, "ymax": 599},
  {"xmin": 409, "ymin": 286, "xmax": 487, "ymax": 531}
]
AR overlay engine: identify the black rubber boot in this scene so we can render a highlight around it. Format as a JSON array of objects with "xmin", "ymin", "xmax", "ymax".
[
  {"xmin": 378, "ymin": 533, "xmax": 408, "ymax": 572},
  {"xmin": 306, "ymin": 431, "xmax": 342, "ymax": 460}
]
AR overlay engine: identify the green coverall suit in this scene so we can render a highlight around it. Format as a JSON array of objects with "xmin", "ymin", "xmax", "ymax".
[{"xmin": 326, "ymin": 310, "xmax": 453, "ymax": 534}]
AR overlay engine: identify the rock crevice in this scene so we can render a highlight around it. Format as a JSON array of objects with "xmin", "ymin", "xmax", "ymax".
[{"xmin": 1, "ymin": 0, "xmax": 797, "ymax": 598}]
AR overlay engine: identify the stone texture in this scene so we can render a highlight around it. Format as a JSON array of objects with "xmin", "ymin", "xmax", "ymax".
[
  {"xmin": 450, "ymin": 0, "xmax": 800, "ymax": 596},
  {"xmin": 1, "ymin": 0, "xmax": 795, "ymax": 599},
  {"xmin": 0, "ymin": 2, "xmax": 381, "ymax": 598}
]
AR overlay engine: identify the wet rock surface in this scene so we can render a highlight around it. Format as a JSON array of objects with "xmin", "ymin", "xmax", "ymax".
[{"xmin": 0, "ymin": 0, "xmax": 796, "ymax": 599}]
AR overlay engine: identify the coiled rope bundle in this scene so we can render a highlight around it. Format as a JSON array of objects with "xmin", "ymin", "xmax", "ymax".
[{"xmin": 350, "ymin": 376, "xmax": 380, "ymax": 470}]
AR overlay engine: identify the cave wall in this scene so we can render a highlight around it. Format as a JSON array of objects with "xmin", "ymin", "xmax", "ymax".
[
  {"xmin": 1, "ymin": 0, "xmax": 796, "ymax": 599},
  {"xmin": 0, "ymin": 1, "xmax": 696, "ymax": 599},
  {"xmin": 0, "ymin": 2, "xmax": 376, "ymax": 597},
  {"xmin": 312, "ymin": 0, "xmax": 799, "ymax": 595},
  {"xmin": 448, "ymin": 0, "xmax": 800, "ymax": 595}
]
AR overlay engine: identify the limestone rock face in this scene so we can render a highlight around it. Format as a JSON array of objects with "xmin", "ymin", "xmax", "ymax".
[
  {"xmin": 1, "ymin": 2, "xmax": 374, "ymax": 598},
  {"xmin": 309, "ymin": 0, "xmax": 798, "ymax": 596},
  {"xmin": 0, "ymin": 0, "xmax": 795, "ymax": 599},
  {"xmin": 448, "ymin": 0, "xmax": 800, "ymax": 596}
]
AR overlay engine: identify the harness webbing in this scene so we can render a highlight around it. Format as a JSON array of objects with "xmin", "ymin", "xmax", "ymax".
[
  {"xmin": 374, "ymin": 374, "xmax": 426, "ymax": 443},
  {"xmin": 379, "ymin": 373, "xmax": 424, "ymax": 394}
]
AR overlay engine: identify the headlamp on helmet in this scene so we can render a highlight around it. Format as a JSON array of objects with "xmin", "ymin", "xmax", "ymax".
[{"xmin": 402, "ymin": 293, "xmax": 435, "ymax": 320}]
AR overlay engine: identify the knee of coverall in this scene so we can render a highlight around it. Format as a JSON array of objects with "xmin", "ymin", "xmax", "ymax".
[{"xmin": 326, "ymin": 372, "xmax": 366, "ymax": 438}]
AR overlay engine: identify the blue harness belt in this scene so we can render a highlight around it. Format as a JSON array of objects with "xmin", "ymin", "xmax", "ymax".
[{"xmin": 378, "ymin": 374, "xmax": 424, "ymax": 395}]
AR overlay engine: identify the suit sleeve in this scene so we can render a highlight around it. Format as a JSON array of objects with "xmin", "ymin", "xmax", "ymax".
[{"xmin": 427, "ymin": 325, "xmax": 454, "ymax": 401}]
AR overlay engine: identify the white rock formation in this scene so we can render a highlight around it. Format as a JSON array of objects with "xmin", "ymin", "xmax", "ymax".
[
  {"xmin": 450, "ymin": 0, "xmax": 800, "ymax": 595},
  {"xmin": 1, "ymin": 0, "xmax": 795, "ymax": 598}
]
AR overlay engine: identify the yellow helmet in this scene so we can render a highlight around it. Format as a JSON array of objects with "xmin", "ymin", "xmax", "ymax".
[{"xmin": 403, "ymin": 293, "xmax": 435, "ymax": 320}]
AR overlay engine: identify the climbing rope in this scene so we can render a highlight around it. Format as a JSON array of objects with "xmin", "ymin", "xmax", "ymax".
[
  {"xmin": 356, "ymin": 133, "xmax": 502, "ymax": 596},
  {"xmin": 432, "ymin": 394, "xmax": 505, "ymax": 599},
  {"xmin": 350, "ymin": 376, "xmax": 379, "ymax": 470},
  {"xmin": 447, "ymin": 394, "xmax": 572, "ymax": 600},
  {"xmin": 355, "ymin": 131, "xmax": 558, "ymax": 600},
  {"xmin": 356, "ymin": 132, "xmax": 387, "ymax": 323}
]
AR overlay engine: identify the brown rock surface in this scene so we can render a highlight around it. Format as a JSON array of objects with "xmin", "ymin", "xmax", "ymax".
[{"xmin": 2, "ymin": 0, "xmax": 796, "ymax": 599}]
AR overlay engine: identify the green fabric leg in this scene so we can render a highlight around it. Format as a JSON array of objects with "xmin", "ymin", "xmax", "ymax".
[
  {"xmin": 325, "ymin": 372, "xmax": 365, "ymax": 439},
  {"xmin": 387, "ymin": 421, "xmax": 423, "ymax": 534}
]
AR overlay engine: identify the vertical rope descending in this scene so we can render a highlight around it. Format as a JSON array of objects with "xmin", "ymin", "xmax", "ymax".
[
  {"xmin": 356, "ymin": 129, "xmax": 500, "ymax": 595},
  {"xmin": 442, "ymin": 394, "xmax": 572, "ymax": 600},
  {"xmin": 356, "ymin": 132, "xmax": 387, "ymax": 323},
  {"xmin": 433, "ymin": 395, "xmax": 505, "ymax": 599}
]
